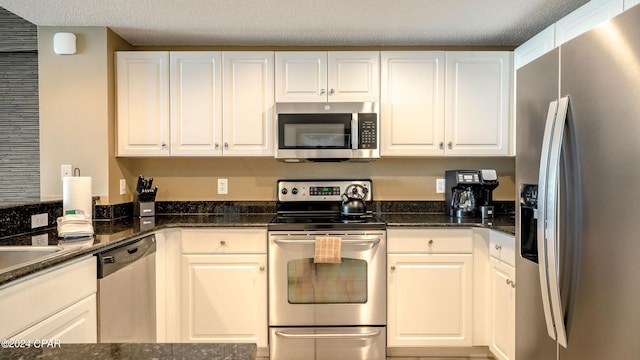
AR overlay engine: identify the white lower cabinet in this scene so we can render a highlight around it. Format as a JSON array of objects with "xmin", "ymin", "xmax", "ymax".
[
  {"xmin": 488, "ymin": 230, "xmax": 516, "ymax": 360},
  {"xmin": 179, "ymin": 228, "xmax": 268, "ymax": 351},
  {"xmin": 0, "ymin": 256, "xmax": 97, "ymax": 343},
  {"xmin": 387, "ymin": 228, "xmax": 474, "ymax": 347},
  {"xmin": 489, "ymin": 258, "xmax": 515, "ymax": 360},
  {"xmin": 13, "ymin": 294, "xmax": 97, "ymax": 343}
]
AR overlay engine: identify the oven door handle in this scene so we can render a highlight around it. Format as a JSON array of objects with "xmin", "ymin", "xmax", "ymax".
[
  {"xmin": 275, "ymin": 329, "xmax": 381, "ymax": 340},
  {"xmin": 273, "ymin": 238, "xmax": 381, "ymax": 246}
]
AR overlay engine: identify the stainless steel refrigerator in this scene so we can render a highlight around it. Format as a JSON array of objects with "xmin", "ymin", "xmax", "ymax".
[{"xmin": 516, "ymin": 5, "xmax": 640, "ymax": 360}]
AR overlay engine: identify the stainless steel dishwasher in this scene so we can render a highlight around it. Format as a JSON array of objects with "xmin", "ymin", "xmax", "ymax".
[{"xmin": 97, "ymin": 234, "xmax": 156, "ymax": 343}]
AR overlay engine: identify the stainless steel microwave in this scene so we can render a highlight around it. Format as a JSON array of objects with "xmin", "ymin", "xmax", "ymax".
[{"xmin": 275, "ymin": 102, "xmax": 379, "ymax": 162}]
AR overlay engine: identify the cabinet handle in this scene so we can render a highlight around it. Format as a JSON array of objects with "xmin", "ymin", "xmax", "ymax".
[
  {"xmin": 390, "ymin": 266, "xmax": 396, "ymax": 271},
  {"xmin": 439, "ymin": 142, "xmax": 444, "ymax": 150},
  {"xmin": 506, "ymin": 279, "xmax": 515, "ymax": 288},
  {"xmin": 495, "ymin": 244, "xmax": 502, "ymax": 250},
  {"xmin": 161, "ymin": 142, "xmax": 167, "ymax": 148},
  {"xmin": 224, "ymin": 142, "xmax": 229, "ymax": 149},
  {"xmin": 319, "ymin": 89, "xmax": 326, "ymax": 96},
  {"xmin": 220, "ymin": 240, "xmax": 226, "ymax": 246},
  {"xmin": 329, "ymin": 88, "xmax": 335, "ymax": 95},
  {"xmin": 214, "ymin": 143, "xmax": 220, "ymax": 149},
  {"xmin": 428, "ymin": 239, "xmax": 434, "ymax": 246},
  {"xmin": 448, "ymin": 141, "xmax": 453, "ymax": 149},
  {"xmin": 259, "ymin": 266, "xmax": 265, "ymax": 272}
]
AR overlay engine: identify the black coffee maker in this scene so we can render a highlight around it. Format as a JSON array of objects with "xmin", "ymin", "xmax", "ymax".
[{"xmin": 445, "ymin": 169, "xmax": 499, "ymax": 218}]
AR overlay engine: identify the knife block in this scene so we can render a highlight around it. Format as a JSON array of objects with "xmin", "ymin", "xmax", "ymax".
[{"xmin": 134, "ymin": 195, "xmax": 155, "ymax": 218}]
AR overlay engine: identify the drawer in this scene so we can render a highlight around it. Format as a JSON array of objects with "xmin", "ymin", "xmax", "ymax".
[
  {"xmin": 489, "ymin": 230, "xmax": 515, "ymax": 266},
  {"xmin": 388, "ymin": 228, "xmax": 473, "ymax": 254},
  {"xmin": 0, "ymin": 256, "xmax": 96, "ymax": 339},
  {"xmin": 181, "ymin": 228, "xmax": 267, "ymax": 254}
]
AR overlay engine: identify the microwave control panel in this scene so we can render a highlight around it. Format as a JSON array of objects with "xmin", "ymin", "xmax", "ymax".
[{"xmin": 358, "ymin": 113, "xmax": 378, "ymax": 149}]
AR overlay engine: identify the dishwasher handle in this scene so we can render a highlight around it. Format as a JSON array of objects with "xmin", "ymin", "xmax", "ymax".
[{"xmin": 97, "ymin": 234, "xmax": 156, "ymax": 278}]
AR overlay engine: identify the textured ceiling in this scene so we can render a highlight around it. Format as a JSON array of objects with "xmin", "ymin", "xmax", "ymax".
[{"xmin": 0, "ymin": 0, "xmax": 590, "ymax": 47}]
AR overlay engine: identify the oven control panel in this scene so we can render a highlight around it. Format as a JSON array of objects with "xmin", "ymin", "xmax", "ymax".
[{"xmin": 277, "ymin": 180, "xmax": 373, "ymax": 202}]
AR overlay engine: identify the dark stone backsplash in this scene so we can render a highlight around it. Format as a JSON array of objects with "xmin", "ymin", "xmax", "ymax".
[{"xmin": 1, "ymin": 200, "xmax": 515, "ymax": 239}]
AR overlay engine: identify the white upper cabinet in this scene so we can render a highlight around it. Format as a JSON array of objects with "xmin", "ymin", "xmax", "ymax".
[
  {"xmin": 116, "ymin": 51, "xmax": 170, "ymax": 156},
  {"xmin": 222, "ymin": 52, "xmax": 274, "ymax": 156},
  {"xmin": 555, "ymin": 0, "xmax": 624, "ymax": 46},
  {"xmin": 516, "ymin": 0, "xmax": 629, "ymax": 68},
  {"xmin": 445, "ymin": 51, "xmax": 511, "ymax": 156},
  {"xmin": 381, "ymin": 51, "xmax": 511, "ymax": 157},
  {"xmin": 170, "ymin": 52, "xmax": 223, "ymax": 156},
  {"xmin": 381, "ymin": 51, "xmax": 446, "ymax": 156},
  {"xmin": 626, "ymin": 0, "xmax": 640, "ymax": 9},
  {"xmin": 275, "ymin": 51, "xmax": 379, "ymax": 102},
  {"xmin": 514, "ymin": 25, "xmax": 556, "ymax": 70}
]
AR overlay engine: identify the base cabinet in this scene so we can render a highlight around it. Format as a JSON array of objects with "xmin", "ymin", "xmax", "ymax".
[
  {"xmin": 387, "ymin": 228, "xmax": 474, "ymax": 347},
  {"xmin": 13, "ymin": 294, "xmax": 97, "ymax": 343},
  {"xmin": 0, "ymin": 256, "xmax": 97, "ymax": 343},
  {"xmin": 489, "ymin": 257, "xmax": 515, "ymax": 360},
  {"xmin": 179, "ymin": 229, "xmax": 268, "ymax": 350}
]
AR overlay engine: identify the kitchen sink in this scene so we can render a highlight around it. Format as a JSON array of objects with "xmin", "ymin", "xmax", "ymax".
[{"xmin": 0, "ymin": 246, "xmax": 81, "ymax": 275}]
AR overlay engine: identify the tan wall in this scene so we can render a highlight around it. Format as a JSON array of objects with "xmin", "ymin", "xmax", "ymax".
[
  {"xmin": 38, "ymin": 27, "xmax": 515, "ymax": 204},
  {"xmin": 119, "ymin": 157, "xmax": 515, "ymax": 201},
  {"xmin": 38, "ymin": 26, "xmax": 132, "ymax": 204},
  {"xmin": 38, "ymin": 27, "xmax": 110, "ymax": 202},
  {"xmin": 107, "ymin": 29, "xmax": 134, "ymax": 204}
]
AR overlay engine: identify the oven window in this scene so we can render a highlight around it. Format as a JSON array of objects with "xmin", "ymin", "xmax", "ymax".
[
  {"xmin": 278, "ymin": 114, "xmax": 352, "ymax": 149},
  {"xmin": 286, "ymin": 258, "xmax": 367, "ymax": 304}
]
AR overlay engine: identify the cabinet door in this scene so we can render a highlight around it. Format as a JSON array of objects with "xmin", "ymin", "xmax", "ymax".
[
  {"xmin": 181, "ymin": 254, "xmax": 267, "ymax": 348},
  {"xmin": 445, "ymin": 51, "xmax": 511, "ymax": 156},
  {"xmin": 514, "ymin": 25, "xmax": 556, "ymax": 70},
  {"xmin": 381, "ymin": 51, "xmax": 445, "ymax": 156},
  {"xmin": 387, "ymin": 253, "xmax": 473, "ymax": 347},
  {"xmin": 116, "ymin": 51, "xmax": 170, "ymax": 156},
  {"xmin": 222, "ymin": 52, "xmax": 274, "ymax": 156},
  {"xmin": 328, "ymin": 52, "xmax": 380, "ymax": 102},
  {"xmin": 170, "ymin": 52, "xmax": 223, "ymax": 156},
  {"xmin": 275, "ymin": 52, "xmax": 327, "ymax": 102},
  {"xmin": 12, "ymin": 294, "xmax": 97, "ymax": 343},
  {"xmin": 489, "ymin": 258, "xmax": 515, "ymax": 360}
]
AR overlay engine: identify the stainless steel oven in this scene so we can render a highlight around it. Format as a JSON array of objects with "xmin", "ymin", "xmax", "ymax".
[
  {"xmin": 275, "ymin": 102, "xmax": 379, "ymax": 162},
  {"xmin": 268, "ymin": 179, "xmax": 386, "ymax": 360}
]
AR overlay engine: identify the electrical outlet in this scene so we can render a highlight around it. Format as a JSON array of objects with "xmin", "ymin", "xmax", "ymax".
[
  {"xmin": 31, "ymin": 234, "xmax": 49, "ymax": 246},
  {"xmin": 31, "ymin": 213, "xmax": 48, "ymax": 229},
  {"xmin": 436, "ymin": 178, "xmax": 446, "ymax": 194},
  {"xmin": 119, "ymin": 179, "xmax": 127, "ymax": 195},
  {"xmin": 61, "ymin": 164, "xmax": 73, "ymax": 180},
  {"xmin": 217, "ymin": 178, "xmax": 228, "ymax": 195}
]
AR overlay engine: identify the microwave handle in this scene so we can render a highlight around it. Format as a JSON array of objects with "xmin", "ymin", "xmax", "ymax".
[{"xmin": 351, "ymin": 114, "xmax": 358, "ymax": 150}]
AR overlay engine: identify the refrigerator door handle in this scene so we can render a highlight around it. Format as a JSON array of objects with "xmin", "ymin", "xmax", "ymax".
[
  {"xmin": 537, "ymin": 99, "xmax": 559, "ymax": 343},
  {"xmin": 545, "ymin": 96, "xmax": 570, "ymax": 348}
]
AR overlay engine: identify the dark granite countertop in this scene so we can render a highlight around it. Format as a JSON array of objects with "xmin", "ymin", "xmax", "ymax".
[
  {"xmin": 382, "ymin": 213, "xmax": 516, "ymax": 235},
  {"xmin": 0, "ymin": 212, "xmax": 514, "ymax": 287},
  {"xmin": 0, "ymin": 343, "xmax": 256, "ymax": 360}
]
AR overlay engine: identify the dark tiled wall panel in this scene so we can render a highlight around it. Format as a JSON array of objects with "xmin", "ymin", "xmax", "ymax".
[
  {"xmin": 0, "ymin": 52, "xmax": 39, "ymax": 203},
  {"xmin": 0, "ymin": 7, "xmax": 37, "ymax": 52},
  {"xmin": 0, "ymin": 7, "xmax": 39, "ymax": 203}
]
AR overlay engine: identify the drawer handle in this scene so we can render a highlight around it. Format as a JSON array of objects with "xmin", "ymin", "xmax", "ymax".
[
  {"xmin": 428, "ymin": 239, "xmax": 434, "ymax": 246},
  {"xmin": 220, "ymin": 240, "xmax": 226, "ymax": 246},
  {"xmin": 495, "ymin": 244, "xmax": 502, "ymax": 250}
]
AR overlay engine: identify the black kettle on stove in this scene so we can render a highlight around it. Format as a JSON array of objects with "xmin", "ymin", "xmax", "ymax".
[{"xmin": 341, "ymin": 184, "xmax": 368, "ymax": 217}]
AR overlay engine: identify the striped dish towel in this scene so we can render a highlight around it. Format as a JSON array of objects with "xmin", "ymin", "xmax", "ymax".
[{"xmin": 314, "ymin": 236, "xmax": 342, "ymax": 263}]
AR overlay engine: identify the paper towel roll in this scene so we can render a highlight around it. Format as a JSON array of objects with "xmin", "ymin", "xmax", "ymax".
[{"xmin": 63, "ymin": 176, "xmax": 92, "ymax": 219}]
